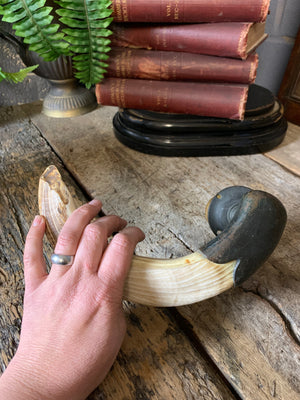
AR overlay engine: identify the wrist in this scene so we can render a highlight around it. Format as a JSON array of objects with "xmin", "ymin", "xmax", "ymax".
[
  {"xmin": 0, "ymin": 356, "xmax": 42, "ymax": 400},
  {"xmin": 0, "ymin": 352, "xmax": 88, "ymax": 400}
]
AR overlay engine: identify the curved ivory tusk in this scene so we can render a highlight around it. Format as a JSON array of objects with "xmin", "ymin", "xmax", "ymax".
[{"xmin": 38, "ymin": 165, "xmax": 286, "ymax": 307}]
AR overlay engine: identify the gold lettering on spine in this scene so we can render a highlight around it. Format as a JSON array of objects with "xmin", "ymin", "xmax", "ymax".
[
  {"xmin": 113, "ymin": 50, "xmax": 132, "ymax": 78},
  {"xmin": 120, "ymin": 53, "xmax": 126, "ymax": 77},
  {"xmin": 166, "ymin": 2, "xmax": 171, "ymax": 17},
  {"xmin": 156, "ymin": 87, "xmax": 169, "ymax": 109},
  {"xmin": 162, "ymin": 86, "xmax": 168, "ymax": 108},
  {"xmin": 120, "ymin": 79, "xmax": 126, "ymax": 108},
  {"xmin": 174, "ymin": 0, "xmax": 180, "ymax": 20},
  {"xmin": 162, "ymin": 27, "xmax": 167, "ymax": 49},
  {"xmin": 155, "ymin": 26, "xmax": 167, "ymax": 48},
  {"xmin": 113, "ymin": 79, "xmax": 126, "ymax": 107},
  {"xmin": 126, "ymin": 49, "xmax": 132, "ymax": 76},
  {"xmin": 114, "ymin": 0, "xmax": 128, "ymax": 22},
  {"xmin": 171, "ymin": 54, "xmax": 178, "ymax": 80},
  {"xmin": 122, "ymin": 50, "xmax": 132, "ymax": 77},
  {"xmin": 165, "ymin": 0, "xmax": 181, "ymax": 21},
  {"xmin": 115, "ymin": 80, "xmax": 121, "ymax": 105},
  {"xmin": 121, "ymin": 0, "xmax": 128, "ymax": 22},
  {"xmin": 114, "ymin": 0, "xmax": 122, "ymax": 21},
  {"xmin": 155, "ymin": 32, "xmax": 160, "ymax": 47}
]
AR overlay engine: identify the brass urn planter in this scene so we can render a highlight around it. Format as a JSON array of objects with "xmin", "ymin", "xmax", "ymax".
[
  {"xmin": 1, "ymin": 31, "xmax": 97, "ymax": 118},
  {"xmin": 24, "ymin": 50, "xmax": 98, "ymax": 118}
]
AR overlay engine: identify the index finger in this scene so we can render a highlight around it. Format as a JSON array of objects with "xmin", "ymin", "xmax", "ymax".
[
  {"xmin": 23, "ymin": 215, "xmax": 47, "ymax": 292},
  {"xmin": 53, "ymin": 200, "xmax": 102, "ymax": 266}
]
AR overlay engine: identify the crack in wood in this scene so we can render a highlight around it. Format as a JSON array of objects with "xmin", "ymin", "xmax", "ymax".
[
  {"xmin": 164, "ymin": 308, "xmax": 243, "ymax": 400},
  {"xmin": 29, "ymin": 119, "xmax": 95, "ymax": 207},
  {"xmin": 241, "ymin": 287, "xmax": 300, "ymax": 346},
  {"xmin": 154, "ymin": 223, "xmax": 195, "ymax": 253}
]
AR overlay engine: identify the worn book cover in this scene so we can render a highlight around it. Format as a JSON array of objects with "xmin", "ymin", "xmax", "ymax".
[
  {"xmin": 96, "ymin": 78, "xmax": 249, "ymax": 120},
  {"xmin": 106, "ymin": 48, "xmax": 258, "ymax": 84},
  {"xmin": 111, "ymin": 0, "xmax": 270, "ymax": 23},
  {"xmin": 111, "ymin": 22, "xmax": 267, "ymax": 60}
]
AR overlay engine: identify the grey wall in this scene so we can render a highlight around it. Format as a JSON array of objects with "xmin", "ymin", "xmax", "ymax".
[
  {"xmin": 256, "ymin": 0, "xmax": 300, "ymax": 94},
  {"xmin": 0, "ymin": 22, "xmax": 50, "ymax": 107},
  {"xmin": 1, "ymin": 1, "xmax": 300, "ymax": 106}
]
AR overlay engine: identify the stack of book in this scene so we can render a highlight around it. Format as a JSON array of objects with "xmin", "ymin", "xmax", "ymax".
[{"xmin": 96, "ymin": 0, "xmax": 271, "ymax": 120}]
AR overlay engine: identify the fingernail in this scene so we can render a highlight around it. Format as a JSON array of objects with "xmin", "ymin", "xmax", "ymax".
[
  {"xmin": 32, "ymin": 215, "xmax": 43, "ymax": 226},
  {"xmin": 89, "ymin": 199, "xmax": 102, "ymax": 207}
]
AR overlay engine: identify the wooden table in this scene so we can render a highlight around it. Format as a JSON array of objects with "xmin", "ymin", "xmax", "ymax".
[{"xmin": 0, "ymin": 103, "xmax": 299, "ymax": 399}]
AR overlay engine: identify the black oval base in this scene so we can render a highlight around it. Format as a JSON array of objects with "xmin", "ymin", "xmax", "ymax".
[{"xmin": 113, "ymin": 85, "xmax": 287, "ymax": 157}]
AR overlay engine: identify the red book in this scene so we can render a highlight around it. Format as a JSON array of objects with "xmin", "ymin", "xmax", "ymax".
[
  {"xmin": 111, "ymin": 22, "xmax": 267, "ymax": 60},
  {"xmin": 106, "ymin": 48, "xmax": 258, "ymax": 84},
  {"xmin": 111, "ymin": 0, "xmax": 270, "ymax": 23},
  {"xmin": 96, "ymin": 78, "xmax": 248, "ymax": 120}
]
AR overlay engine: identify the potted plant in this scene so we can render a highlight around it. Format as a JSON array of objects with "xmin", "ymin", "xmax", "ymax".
[{"xmin": 0, "ymin": 0, "xmax": 113, "ymax": 117}]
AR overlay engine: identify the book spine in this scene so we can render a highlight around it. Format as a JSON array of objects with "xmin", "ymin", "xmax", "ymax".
[
  {"xmin": 96, "ymin": 78, "xmax": 248, "ymax": 120},
  {"xmin": 111, "ymin": 0, "xmax": 270, "ymax": 23},
  {"xmin": 111, "ymin": 23, "xmax": 255, "ymax": 60},
  {"xmin": 106, "ymin": 48, "xmax": 258, "ymax": 84}
]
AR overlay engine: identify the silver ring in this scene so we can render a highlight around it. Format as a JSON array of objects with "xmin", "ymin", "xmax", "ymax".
[{"xmin": 51, "ymin": 254, "xmax": 74, "ymax": 266}]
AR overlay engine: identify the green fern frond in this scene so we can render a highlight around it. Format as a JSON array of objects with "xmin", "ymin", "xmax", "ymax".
[
  {"xmin": 0, "ymin": 0, "xmax": 69, "ymax": 61},
  {"xmin": 55, "ymin": 0, "xmax": 113, "ymax": 88},
  {"xmin": 0, "ymin": 64, "xmax": 38, "ymax": 83}
]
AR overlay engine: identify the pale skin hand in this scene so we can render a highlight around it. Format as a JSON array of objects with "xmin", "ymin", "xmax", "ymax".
[{"xmin": 0, "ymin": 199, "xmax": 145, "ymax": 400}]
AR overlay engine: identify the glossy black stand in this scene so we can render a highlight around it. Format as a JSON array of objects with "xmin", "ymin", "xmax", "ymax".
[{"xmin": 113, "ymin": 85, "xmax": 287, "ymax": 156}]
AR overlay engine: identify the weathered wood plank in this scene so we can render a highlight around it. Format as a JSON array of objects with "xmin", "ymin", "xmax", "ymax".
[
  {"xmin": 26, "ymin": 103, "xmax": 300, "ymax": 399},
  {"xmin": 179, "ymin": 289, "xmax": 300, "ymax": 399},
  {"xmin": 0, "ymin": 104, "xmax": 236, "ymax": 399},
  {"xmin": 265, "ymin": 122, "xmax": 300, "ymax": 177},
  {"xmin": 95, "ymin": 304, "xmax": 237, "ymax": 400},
  {"xmin": 0, "ymin": 105, "xmax": 86, "ymax": 372}
]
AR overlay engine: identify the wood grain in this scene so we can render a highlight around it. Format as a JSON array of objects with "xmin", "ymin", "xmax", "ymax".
[
  {"xmin": 0, "ymin": 104, "xmax": 236, "ymax": 399},
  {"xmin": 25, "ymin": 103, "xmax": 300, "ymax": 399},
  {"xmin": 0, "ymin": 105, "xmax": 86, "ymax": 371},
  {"xmin": 265, "ymin": 123, "xmax": 300, "ymax": 177}
]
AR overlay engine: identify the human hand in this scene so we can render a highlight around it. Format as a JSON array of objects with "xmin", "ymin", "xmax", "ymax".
[{"xmin": 0, "ymin": 200, "xmax": 144, "ymax": 400}]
